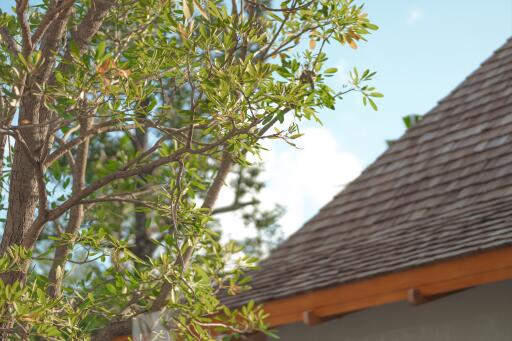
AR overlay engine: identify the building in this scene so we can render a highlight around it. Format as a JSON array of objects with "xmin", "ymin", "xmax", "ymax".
[{"xmin": 223, "ymin": 37, "xmax": 512, "ymax": 340}]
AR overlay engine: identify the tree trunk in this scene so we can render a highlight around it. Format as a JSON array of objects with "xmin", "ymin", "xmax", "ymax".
[
  {"xmin": 0, "ymin": 92, "xmax": 43, "ymax": 284},
  {"xmin": 0, "ymin": 0, "xmax": 73, "ymax": 266},
  {"xmin": 0, "ymin": 146, "xmax": 37, "ymax": 282},
  {"xmin": 132, "ymin": 100, "xmax": 154, "ymax": 259},
  {"xmin": 47, "ymin": 117, "xmax": 93, "ymax": 297},
  {"xmin": 133, "ymin": 125, "xmax": 154, "ymax": 258}
]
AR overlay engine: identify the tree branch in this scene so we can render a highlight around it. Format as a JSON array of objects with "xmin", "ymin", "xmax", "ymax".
[
  {"xmin": 88, "ymin": 140, "xmax": 248, "ymax": 339},
  {"xmin": 24, "ymin": 149, "xmax": 184, "ymax": 248},
  {"xmin": 212, "ymin": 199, "xmax": 259, "ymax": 215},
  {"xmin": 80, "ymin": 197, "xmax": 152, "ymax": 207},
  {"xmin": 69, "ymin": 0, "xmax": 116, "ymax": 53},
  {"xmin": 45, "ymin": 118, "xmax": 194, "ymax": 167},
  {"xmin": 82, "ymin": 185, "xmax": 160, "ymax": 210},
  {"xmin": 0, "ymin": 27, "xmax": 20, "ymax": 54},
  {"xmin": 24, "ymin": 122, "xmax": 254, "ymax": 249},
  {"xmin": 15, "ymin": 0, "xmax": 33, "ymax": 55},
  {"xmin": 32, "ymin": 0, "xmax": 76, "ymax": 46},
  {"xmin": 90, "ymin": 320, "xmax": 132, "ymax": 341},
  {"xmin": 45, "ymin": 122, "xmax": 140, "ymax": 166},
  {"xmin": 151, "ymin": 151, "xmax": 234, "ymax": 312},
  {"xmin": 47, "ymin": 116, "xmax": 93, "ymax": 298}
]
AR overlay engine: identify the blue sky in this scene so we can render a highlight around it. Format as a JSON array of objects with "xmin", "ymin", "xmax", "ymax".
[
  {"xmin": 323, "ymin": 0, "xmax": 512, "ymax": 165},
  {"xmin": 232, "ymin": 0, "xmax": 512, "ymax": 237}
]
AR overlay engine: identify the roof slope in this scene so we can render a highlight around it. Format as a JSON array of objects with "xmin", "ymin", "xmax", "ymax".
[{"xmin": 223, "ymin": 37, "xmax": 512, "ymax": 307}]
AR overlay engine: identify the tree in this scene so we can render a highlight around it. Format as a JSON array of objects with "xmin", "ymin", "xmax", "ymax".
[{"xmin": 0, "ymin": 0, "xmax": 380, "ymax": 339}]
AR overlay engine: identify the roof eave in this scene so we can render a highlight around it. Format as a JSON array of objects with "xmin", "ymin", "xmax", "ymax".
[{"xmin": 260, "ymin": 245, "xmax": 512, "ymax": 327}]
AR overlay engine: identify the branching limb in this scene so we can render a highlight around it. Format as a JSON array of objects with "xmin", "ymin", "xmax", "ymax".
[
  {"xmin": 246, "ymin": 0, "xmax": 314, "ymax": 12},
  {"xmin": 82, "ymin": 185, "xmax": 161, "ymax": 210},
  {"xmin": 80, "ymin": 197, "xmax": 152, "ymax": 207},
  {"xmin": 151, "ymin": 151, "xmax": 234, "ymax": 312},
  {"xmin": 212, "ymin": 199, "xmax": 259, "ymax": 215},
  {"xmin": 47, "ymin": 116, "xmax": 93, "ymax": 297},
  {"xmin": 32, "ymin": 0, "xmax": 76, "ymax": 46},
  {"xmin": 24, "ymin": 123, "xmax": 253, "ymax": 248},
  {"xmin": 69, "ymin": 0, "xmax": 116, "ymax": 53},
  {"xmin": 46, "ymin": 118, "xmax": 195, "ymax": 167},
  {"xmin": 0, "ymin": 28, "xmax": 20, "ymax": 54},
  {"xmin": 15, "ymin": 0, "xmax": 33, "ymax": 55},
  {"xmin": 45, "ymin": 122, "xmax": 140, "ymax": 166}
]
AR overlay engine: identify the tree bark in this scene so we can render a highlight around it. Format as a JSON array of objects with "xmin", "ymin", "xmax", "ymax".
[
  {"xmin": 132, "ymin": 117, "xmax": 154, "ymax": 259},
  {"xmin": 0, "ymin": 2, "xmax": 72, "ymax": 284},
  {"xmin": 0, "ymin": 0, "xmax": 114, "ymax": 259},
  {"xmin": 0, "ymin": 93, "xmax": 44, "ymax": 283},
  {"xmin": 47, "ymin": 116, "xmax": 93, "ymax": 297}
]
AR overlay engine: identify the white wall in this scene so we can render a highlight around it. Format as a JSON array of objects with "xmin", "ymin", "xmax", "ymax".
[{"xmin": 270, "ymin": 280, "xmax": 512, "ymax": 341}]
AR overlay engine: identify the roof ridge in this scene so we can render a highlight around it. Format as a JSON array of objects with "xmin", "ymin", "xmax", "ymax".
[
  {"xmin": 334, "ymin": 104, "xmax": 512, "ymax": 200},
  {"xmin": 434, "ymin": 37, "xmax": 512, "ymax": 105}
]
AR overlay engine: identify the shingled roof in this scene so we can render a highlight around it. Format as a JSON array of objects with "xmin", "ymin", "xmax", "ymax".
[{"xmin": 223, "ymin": 37, "xmax": 512, "ymax": 308}]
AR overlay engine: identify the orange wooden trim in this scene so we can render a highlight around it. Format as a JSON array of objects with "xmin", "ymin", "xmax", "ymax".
[
  {"xmin": 406, "ymin": 287, "xmax": 462, "ymax": 305},
  {"xmin": 261, "ymin": 246, "xmax": 512, "ymax": 327},
  {"xmin": 407, "ymin": 288, "xmax": 426, "ymax": 305},
  {"xmin": 302, "ymin": 310, "xmax": 324, "ymax": 326}
]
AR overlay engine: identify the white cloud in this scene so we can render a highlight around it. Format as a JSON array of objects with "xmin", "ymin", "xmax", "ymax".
[
  {"xmin": 218, "ymin": 126, "xmax": 363, "ymax": 240},
  {"xmin": 334, "ymin": 60, "xmax": 348, "ymax": 84},
  {"xmin": 406, "ymin": 8, "xmax": 423, "ymax": 25}
]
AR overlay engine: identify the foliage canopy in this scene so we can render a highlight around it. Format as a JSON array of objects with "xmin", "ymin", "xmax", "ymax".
[{"xmin": 0, "ymin": 0, "xmax": 379, "ymax": 339}]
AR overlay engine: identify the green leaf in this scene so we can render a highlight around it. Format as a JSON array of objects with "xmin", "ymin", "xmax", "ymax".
[
  {"xmin": 69, "ymin": 40, "xmax": 80, "ymax": 59},
  {"xmin": 55, "ymin": 71, "xmax": 64, "ymax": 83},
  {"xmin": 95, "ymin": 41, "xmax": 106, "ymax": 60},
  {"xmin": 183, "ymin": 0, "xmax": 192, "ymax": 19},
  {"xmin": 106, "ymin": 283, "xmax": 116, "ymax": 294},
  {"xmin": 363, "ymin": 22, "xmax": 379, "ymax": 30},
  {"xmin": 368, "ymin": 97, "xmax": 378, "ymax": 111}
]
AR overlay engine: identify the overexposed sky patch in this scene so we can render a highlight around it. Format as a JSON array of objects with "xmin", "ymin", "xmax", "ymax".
[
  {"xmin": 406, "ymin": 8, "xmax": 423, "ymax": 25},
  {"xmin": 219, "ymin": 126, "xmax": 363, "ymax": 240},
  {"xmin": 334, "ymin": 60, "xmax": 348, "ymax": 84}
]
